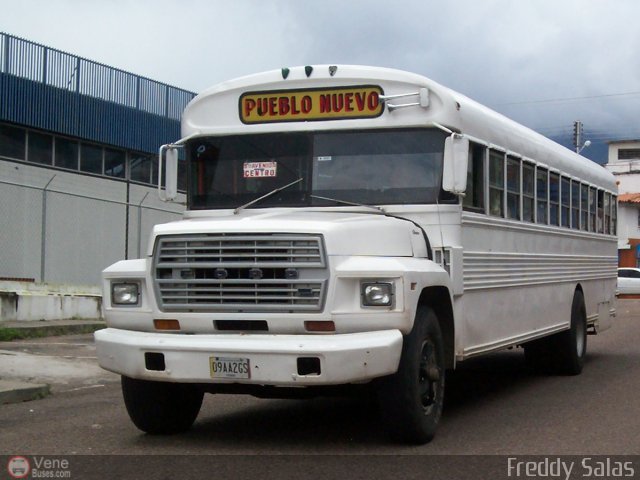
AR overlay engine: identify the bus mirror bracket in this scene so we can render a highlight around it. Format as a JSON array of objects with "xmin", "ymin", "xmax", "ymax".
[
  {"xmin": 158, "ymin": 144, "xmax": 180, "ymax": 202},
  {"xmin": 442, "ymin": 134, "xmax": 469, "ymax": 195}
]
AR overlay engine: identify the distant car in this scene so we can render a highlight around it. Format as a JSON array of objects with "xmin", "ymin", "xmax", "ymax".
[{"xmin": 617, "ymin": 268, "xmax": 640, "ymax": 294}]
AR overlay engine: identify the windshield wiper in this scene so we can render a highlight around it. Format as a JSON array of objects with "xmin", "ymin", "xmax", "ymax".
[
  {"xmin": 309, "ymin": 194, "xmax": 385, "ymax": 213},
  {"xmin": 233, "ymin": 178, "xmax": 303, "ymax": 214}
]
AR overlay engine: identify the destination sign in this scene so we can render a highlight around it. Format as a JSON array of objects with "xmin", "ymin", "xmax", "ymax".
[{"xmin": 239, "ymin": 85, "xmax": 384, "ymax": 124}]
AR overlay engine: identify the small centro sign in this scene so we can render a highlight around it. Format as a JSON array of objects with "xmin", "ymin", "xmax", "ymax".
[{"xmin": 239, "ymin": 85, "xmax": 384, "ymax": 124}]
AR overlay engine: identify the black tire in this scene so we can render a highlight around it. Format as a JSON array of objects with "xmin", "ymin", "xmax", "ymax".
[
  {"xmin": 376, "ymin": 306, "xmax": 445, "ymax": 444},
  {"xmin": 121, "ymin": 376, "xmax": 204, "ymax": 434},
  {"xmin": 524, "ymin": 290, "xmax": 587, "ymax": 375}
]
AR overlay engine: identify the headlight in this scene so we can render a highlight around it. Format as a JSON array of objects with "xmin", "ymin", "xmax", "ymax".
[
  {"xmin": 112, "ymin": 283, "xmax": 140, "ymax": 306},
  {"xmin": 361, "ymin": 282, "xmax": 393, "ymax": 307}
]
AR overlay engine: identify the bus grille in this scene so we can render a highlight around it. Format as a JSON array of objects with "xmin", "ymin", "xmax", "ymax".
[{"xmin": 153, "ymin": 234, "xmax": 327, "ymax": 312}]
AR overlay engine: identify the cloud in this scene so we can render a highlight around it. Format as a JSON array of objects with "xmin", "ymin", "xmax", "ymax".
[{"xmin": 1, "ymin": 0, "xmax": 640, "ymax": 144}]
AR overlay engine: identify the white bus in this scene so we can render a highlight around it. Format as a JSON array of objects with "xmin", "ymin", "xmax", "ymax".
[{"xmin": 95, "ymin": 65, "xmax": 618, "ymax": 444}]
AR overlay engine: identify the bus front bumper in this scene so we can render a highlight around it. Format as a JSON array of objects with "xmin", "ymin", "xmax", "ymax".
[{"xmin": 95, "ymin": 328, "xmax": 403, "ymax": 386}]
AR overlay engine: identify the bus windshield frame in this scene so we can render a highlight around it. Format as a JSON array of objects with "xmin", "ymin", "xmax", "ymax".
[{"xmin": 187, "ymin": 128, "xmax": 451, "ymax": 210}]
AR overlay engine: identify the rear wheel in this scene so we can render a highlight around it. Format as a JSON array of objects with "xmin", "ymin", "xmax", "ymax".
[
  {"xmin": 121, "ymin": 376, "xmax": 204, "ymax": 434},
  {"xmin": 376, "ymin": 306, "xmax": 445, "ymax": 444},
  {"xmin": 525, "ymin": 289, "xmax": 587, "ymax": 375}
]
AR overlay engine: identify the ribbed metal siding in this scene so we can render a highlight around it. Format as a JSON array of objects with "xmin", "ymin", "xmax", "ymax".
[
  {"xmin": 0, "ymin": 32, "xmax": 195, "ymax": 153},
  {"xmin": 153, "ymin": 234, "xmax": 328, "ymax": 312}
]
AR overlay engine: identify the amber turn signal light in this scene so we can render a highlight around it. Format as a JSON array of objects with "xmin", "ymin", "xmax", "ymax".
[
  {"xmin": 304, "ymin": 321, "xmax": 335, "ymax": 332},
  {"xmin": 153, "ymin": 319, "xmax": 181, "ymax": 331}
]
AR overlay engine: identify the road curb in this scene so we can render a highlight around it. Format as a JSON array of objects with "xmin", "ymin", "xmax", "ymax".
[{"xmin": 0, "ymin": 380, "xmax": 51, "ymax": 405}]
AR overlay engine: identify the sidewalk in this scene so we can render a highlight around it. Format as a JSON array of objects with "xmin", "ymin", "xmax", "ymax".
[
  {"xmin": 0, "ymin": 380, "xmax": 50, "ymax": 404},
  {"xmin": 0, "ymin": 319, "xmax": 108, "ymax": 405}
]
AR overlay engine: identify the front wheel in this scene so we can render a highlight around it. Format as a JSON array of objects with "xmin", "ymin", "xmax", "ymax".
[
  {"xmin": 121, "ymin": 376, "xmax": 204, "ymax": 434},
  {"xmin": 376, "ymin": 306, "xmax": 445, "ymax": 444}
]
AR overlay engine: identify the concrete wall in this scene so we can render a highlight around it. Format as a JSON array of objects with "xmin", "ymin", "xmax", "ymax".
[
  {"xmin": 0, "ymin": 159, "xmax": 184, "ymax": 286},
  {"xmin": 607, "ymin": 140, "xmax": 640, "ymax": 164},
  {"xmin": 617, "ymin": 203, "xmax": 640, "ymax": 249},
  {"xmin": 0, "ymin": 281, "xmax": 102, "ymax": 322}
]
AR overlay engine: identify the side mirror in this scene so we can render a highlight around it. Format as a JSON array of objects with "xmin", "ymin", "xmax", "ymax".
[
  {"xmin": 442, "ymin": 134, "xmax": 469, "ymax": 194},
  {"xmin": 159, "ymin": 145, "xmax": 179, "ymax": 202}
]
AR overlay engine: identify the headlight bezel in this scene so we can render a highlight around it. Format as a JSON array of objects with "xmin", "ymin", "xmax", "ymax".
[
  {"xmin": 360, "ymin": 281, "xmax": 394, "ymax": 308},
  {"xmin": 111, "ymin": 282, "xmax": 141, "ymax": 307}
]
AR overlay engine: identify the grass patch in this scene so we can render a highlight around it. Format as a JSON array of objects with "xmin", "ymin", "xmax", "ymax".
[
  {"xmin": 0, "ymin": 323, "xmax": 105, "ymax": 341},
  {"xmin": 0, "ymin": 328, "xmax": 25, "ymax": 341}
]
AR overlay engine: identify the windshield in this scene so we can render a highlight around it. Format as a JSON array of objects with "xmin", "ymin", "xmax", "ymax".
[{"xmin": 188, "ymin": 128, "xmax": 449, "ymax": 210}]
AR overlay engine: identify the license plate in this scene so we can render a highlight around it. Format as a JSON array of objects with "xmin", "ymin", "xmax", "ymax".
[{"xmin": 209, "ymin": 356, "xmax": 251, "ymax": 379}]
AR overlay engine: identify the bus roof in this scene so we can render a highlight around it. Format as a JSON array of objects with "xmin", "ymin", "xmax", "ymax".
[{"xmin": 182, "ymin": 65, "xmax": 616, "ymax": 191}]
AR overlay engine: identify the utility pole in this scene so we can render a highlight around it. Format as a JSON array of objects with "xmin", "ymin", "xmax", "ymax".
[
  {"xmin": 573, "ymin": 120, "xmax": 591, "ymax": 154},
  {"xmin": 573, "ymin": 120, "xmax": 583, "ymax": 153}
]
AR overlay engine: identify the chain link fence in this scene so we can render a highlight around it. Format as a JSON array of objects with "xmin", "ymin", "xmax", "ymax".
[{"xmin": 0, "ymin": 172, "xmax": 183, "ymax": 286}]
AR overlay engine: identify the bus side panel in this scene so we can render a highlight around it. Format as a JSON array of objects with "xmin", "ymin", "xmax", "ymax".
[{"xmin": 457, "ymin": 214, "xmax": 617, "ymax": 359}]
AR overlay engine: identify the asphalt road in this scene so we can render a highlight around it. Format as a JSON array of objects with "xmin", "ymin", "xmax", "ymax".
[{"xmin": 1, "ymin": 300, "xmax": 640, "ymax": 477}]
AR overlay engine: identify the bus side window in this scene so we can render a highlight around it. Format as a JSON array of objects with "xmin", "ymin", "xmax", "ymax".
[
  {"xmin": 597, "ymin": 190, "xmax": 605, "ymax": 234},
  {"xmin": 536, "ymin": 167, "xmax": 548, "ymax": 224},
  {"xmin": 612, "ymin": 195, "xmax": 617, "ymax": 234},
  {"xmin": 506, "ymin": 156, "xmax": 520, "ymax": 220},
  {"xmin": 581, "ymin": 183, "xmax": 589, "ymax": 230},
  {"xmin": 571, "ymin": 180, "xmax": 580, "ymax": 229},
  {"xmin": 463, "ymin": 143, "xmax": 485, "ymax": 212},
  {"xmin": 489, "ymin": 150, "xmax": 504, "ymax": 217},
  {"xmin": 522, "ymin": 162, "xmax": 535, "ymax": 222},
  {"xmin": 549, "ymin": 173, "xmax": 560, "ymax": 226},
  {"xmin": 604, "ymin": 192, "xmax": 611, "ymax": 234},
  {"xmin": 561, "ymin": 176, "xmax": 570, "ymax": 228},
  {"xmin": 589, "ymin": 187, "xmax": 596, "ymax": 232}
]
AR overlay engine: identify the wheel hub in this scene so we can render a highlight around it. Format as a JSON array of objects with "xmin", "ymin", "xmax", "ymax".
[{"xmin": 419, "ymin": 341, "xmax": 440, "ymax": 411}]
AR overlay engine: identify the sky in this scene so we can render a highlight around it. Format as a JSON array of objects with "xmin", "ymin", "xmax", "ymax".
[{"xmin": 2, "ymin": 0, "xmax": 640, "ymax": 160}]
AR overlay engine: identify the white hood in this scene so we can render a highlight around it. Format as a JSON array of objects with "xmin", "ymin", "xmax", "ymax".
[{"xmin": 150, "ymin": 209, "xmax": 419, "ymax": 257}]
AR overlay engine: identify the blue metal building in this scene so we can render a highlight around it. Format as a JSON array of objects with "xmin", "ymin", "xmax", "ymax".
[
  {"xmin": 0, "ymin": 33, "xmax": 196, "ymax": 286},
  {"xmin": 1, "ymin": 32, "xmax": 194, "ymax": 156}
]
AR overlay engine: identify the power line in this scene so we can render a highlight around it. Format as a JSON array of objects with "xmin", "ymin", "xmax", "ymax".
[{"xmin": 497, "ymin": 90, "xmax": 640, "ymax": 107}]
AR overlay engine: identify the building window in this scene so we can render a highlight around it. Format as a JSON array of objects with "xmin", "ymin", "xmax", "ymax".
[
  {"xmin": 536, "ymin": 167, "xmax": 548, "ymax": 224},
  {"xmin": 80, "ymin": 143, "xmax": 103, "ymax": 174},
  {"xmin": 0, "ymin": 125, "xmax": 184, "ymax": 192},
  {"xmin": 489, "ymin": 150, "xmax": 504, "ymax": 217},
  {"xmin": 618, "ymin": 148, "xmax": 640, "ymax": 160},
  {"xmin": 28, "ymin": 131, "xmax": 53, "ymax": 165},
  {"xmin": 463, "ymin": 143, "xmax": 485, "ymax": 212},
  {"xmin": 54, "ymin": 137, "xmax": 79, "ymax": 170},
  {"xmin": 130, "ymin": 153, "xmax": 153, "ymax": 184},
  {"xmin": 105, "ymin": 148, "xmax": 126, "ymax": 178},
  {"xmin": 0, "ymin": 124, "xmax": 26, "ymax": 160}
]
